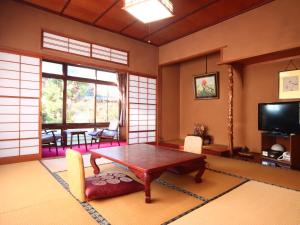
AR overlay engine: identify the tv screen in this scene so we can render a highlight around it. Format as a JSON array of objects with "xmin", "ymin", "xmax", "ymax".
[{"xmin": 258, "ymin": 102, "xmax": 300, "ymax": 133}]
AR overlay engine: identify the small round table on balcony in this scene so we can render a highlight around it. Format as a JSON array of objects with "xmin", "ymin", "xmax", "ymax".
[{"xmin": 63, "ymin": 130, "xmax": 88, "ymax": 152}]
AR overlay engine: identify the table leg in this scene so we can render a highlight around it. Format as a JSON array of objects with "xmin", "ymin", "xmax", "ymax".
[
  {"xmin": 130, "ymin": 169, "xmax": 163, "ymax": 203},
  {"xmin": 90, "ymin": 154, "xmax": 100, "ymax": 175},
  {"xmin": 77, "ymin": 134, "xmax": 80, "ymax": 148},
  {"xmin": 195, "ymin": 160, "xmax": 206, "ymax": 183},
  {"xmin": 70, "ymin": 134, "xmax": 73, "ymax": 148},
  {"xmin": 144, "ymin": 173, "xmax": 151, "ymax": 203},
  {"xmin": 84, "ymin": 133, "xmax": 88, "ymax": 152}
]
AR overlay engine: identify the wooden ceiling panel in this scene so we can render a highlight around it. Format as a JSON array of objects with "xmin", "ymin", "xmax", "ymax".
[
  {"xmin": 145, "ymin": 0, "xmax": 216, "ymax": 33},
  {"xmin": 148, "ymin": 0, "xmax": 273, "ymax": 45},
  {"xmin": 121, "ymin": 21, "xmax": 150, "ymax": 39},
  {"xmin": 21, "ymin": 0, "xmax": 273, "ymax": 46},
  {"xmin": 23, "ymin": 0, "xmax": 68, "ymax": 12},
  {"xmin": 63, "ymin": 0, "xmax": 116, "ymax": 23},
  {"xmin": 120, "ymin": 0, "xmax": 215, "ymax": 40},
  {"xmin": 95, "ymin": 1, "xmax": 136, "ymax": 32}
]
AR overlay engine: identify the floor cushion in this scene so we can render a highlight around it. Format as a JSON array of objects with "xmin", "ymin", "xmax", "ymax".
[{"xmin": 85, "ymin": 172, "xmax": 144, "ymax": 200}]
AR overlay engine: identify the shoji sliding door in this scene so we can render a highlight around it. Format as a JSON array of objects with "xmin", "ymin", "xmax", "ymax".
[
  {"xmin": 128, "ymin": 74, "xmax": 157, "ymax": 144},
  {"xmin": 0, "ymin": 50, "xmax": 40, "ymax": 161}
]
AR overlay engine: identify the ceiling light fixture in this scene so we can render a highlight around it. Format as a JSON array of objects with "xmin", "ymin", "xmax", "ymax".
[{"xmin": 123, "ymin": 0, "xmax": 173, "ymax": 23}]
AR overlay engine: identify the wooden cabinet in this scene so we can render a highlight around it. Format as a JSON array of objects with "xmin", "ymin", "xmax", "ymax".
[{"xmin": 261, "ymin": 132, "xmax": 300, "ymax": 170}]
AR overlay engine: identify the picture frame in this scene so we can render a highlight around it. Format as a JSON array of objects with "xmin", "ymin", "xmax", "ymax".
[
  {"xmin": 193, "ymin": 72, "xmax": 219, "ymax": 99},
  {"xmin": 279, "ymin": 69, "xmax": 300, "ymax": 99}
]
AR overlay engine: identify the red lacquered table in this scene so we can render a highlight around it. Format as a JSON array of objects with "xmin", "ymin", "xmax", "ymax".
[{"xmin": 90, "ymin": 144, "xmax": 206, "ymax": 203}]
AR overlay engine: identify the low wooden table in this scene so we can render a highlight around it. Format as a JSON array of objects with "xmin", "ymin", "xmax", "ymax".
[
  {"xmin": 90, "ymin": 144, "xmax": 206, "ymax": 203},
  {"xmin": 63, "ymin": 130, "xmax": 88, "ymax": 152},
  {"xmin": 202, "ymin": 144, "xmax": 230, "ymax": 156}
]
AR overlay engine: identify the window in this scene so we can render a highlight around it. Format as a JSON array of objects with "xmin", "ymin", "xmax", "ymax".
[
  {"xmin": 42, "ymin": 60, "xmax": 119, "ymax": 127},
  {"xmin": 42, "ymin": 61, "xmax": 63, "ymax": 75},
  {"xmin": 67, "ymin": 65, "xmax": 96, "ymax": 80},
  {"xmin": 42, "ymin": 77, "xmax": 63, "ymax": 124},
  {"xmin": 97, "ymin": 70, "xmax": 118, "ymax": 83},
  {"xmin": 96, "ymin": 85, "xmax": 119, "ymax": 122},
  {"xmin": 66, "ymin": 81, "xmax": 95, "ymax": 123}
]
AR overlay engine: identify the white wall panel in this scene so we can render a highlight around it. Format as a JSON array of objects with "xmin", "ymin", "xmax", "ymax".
[
  {"xmin": 21, "ymin": 64, "xmax": 39, "ymax": 73},
  {"xmin": 21, "ymin": 56, "xmax": 40, "ymax": 65},
  {"xmin": 0, "ymin": 123, "xmax": 19, "ymax": 132},
  {"xmin": 20, "ymin": 115, "xmax": 38, "ymax": 123},
  {"xmin": 20, "ymin": 89, "xmax": 39, "ymax": 98},
  {"xmin": 20, "ymin": 123, "xmax": 39, "ymax": 131},
  {"xmin": 20, "ymin": 106, "xmax": 39, "ymax": 114},
  {"xmin": 20, "ymin": 138, "xmax": 39, "ymax": 147},
  {"xmin": 21, "ymin": 72, "xmax": 40, "ymax": 81},
  {"xmin": 0, "ymin": 97, "xmax": 19, "ymax": 105},
  {"xmin": 20, "ymin": 131, "xmax": 39, "ymax": 139},
  {"xmin": 0, "ymin": 105, "xmax": 19, "ymax": 114},
  {"xmin": 0, "ymin": 132, "xmax": 19, "ymax": 139},
  {"xmin": 128, "ymin": 138, "xmax": 138, "ymax": 144},
  {"xmin": 0, "ymin": 115, "xmax": 19, "ymax": 123},
  {"xmin": 0, "ymin": 148, "xmax": 19, "ymax": 157},
  {"xmin": 21, "ymin": 80, "xmax": 39, "ymax": 89},
  {"xmin": 0, "ymin": 140, "xmax": 19, "ymax": 149},
  {"xmin": 0, "ymin": 78, "xmax": 19, "ymax": 88},
  {"xmin": 20, "ymin": 146, "xmax": 39, "ymax": 155},
  {"xmin": 0, "ymin": 52, "xmax": 20, "ymax": 62},
  {"xmin": 0, "ymin": 87, "xmax": 19, "ymax": 97},
  {"xmin": 0, "ymin": 69, "xmax": 19, "ymax": 80},
  {"xmin": 21, "ymin": 98, "xmax": 39, "ymax": 106},
  {"xmin": 0, "ymin": 61, "xmax": 19, "ymax": 71},
  {"xmin": 43, "ymin": 43, "xmax": 68, "ymax": 52}
]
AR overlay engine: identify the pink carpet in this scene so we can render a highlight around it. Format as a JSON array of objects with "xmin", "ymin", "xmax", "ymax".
[{"xmin": 42, "ymin": 141, "xmax": 127, "ymax": 158}]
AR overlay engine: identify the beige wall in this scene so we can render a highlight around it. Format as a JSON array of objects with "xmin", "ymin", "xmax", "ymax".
[
  {"xmin": 159, "ymin": 0, "xmax": 300, "ymax": 65},
  {"xmin": 160, "ymin": 54, "xmax": 300, "ymax": 152},
  {"xmin": 179, "ymin": 53, "xmax": 229, "ymax": 145},
  {"xmin": 243, "ymin": 57, "xmax": 300, "ymax": 152},
  {"xmin": 160, "ymin": 64, "xmax": 180, "ymax": 142},
  {"xmin": 0, "ymin": 0, "xmax": 158, "ymax": 76}
]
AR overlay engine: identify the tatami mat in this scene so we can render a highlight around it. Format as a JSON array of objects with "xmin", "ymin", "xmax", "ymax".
[
  {"xmin": 160, "ymin": 169, "xmax": 245, "ymax": 200},
  {"xmin": 41, "ymin": 153, "xmax": 112, "ymax": 173},
  {"xmin": 0, "ymin": 161, "xmax": 97, "ymax": 225},
  {"xmin": 206, "ymin": 155, "xmax": 300, "ymax": 190},
  {"xmin": 58, "ymin": 164, "xmax": 204, "ymax": 225},
  {"xmin": 170, "ymin": 181, "xmax": 300, "ymax": 225},
  {"xmin": 0, "ymin": 197, "xmax": 98, "ymax": 225}
]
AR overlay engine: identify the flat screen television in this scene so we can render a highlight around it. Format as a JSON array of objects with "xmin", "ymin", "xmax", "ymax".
[{"xmin": 258, "ymin": 101, "xmax": 300, "ymax": 134}]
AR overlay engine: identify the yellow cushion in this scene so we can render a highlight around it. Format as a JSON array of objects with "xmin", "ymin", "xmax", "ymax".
[
  {"xmin": 66, "ymin": 149, "xmax": 86, "ymax": 202},
  {"xmin": 184, "ymin": 136, "xmax": 203, "ymax": 154}
]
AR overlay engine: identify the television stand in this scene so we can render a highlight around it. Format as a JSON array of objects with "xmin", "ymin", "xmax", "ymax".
[{"xmin": 261, "ymin": 132, "xmax": 300, "ymax": 170}]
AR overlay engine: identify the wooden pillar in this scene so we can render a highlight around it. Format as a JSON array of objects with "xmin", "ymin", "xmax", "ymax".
[{"xmin": 228, "ymin": 65, "xmax": 234, "ymax": 154}]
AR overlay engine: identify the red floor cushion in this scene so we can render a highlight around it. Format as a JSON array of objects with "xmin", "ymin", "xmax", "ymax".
[{"xmin": 85, "ymin": 172, "xmax": 144, "ymax": 200}]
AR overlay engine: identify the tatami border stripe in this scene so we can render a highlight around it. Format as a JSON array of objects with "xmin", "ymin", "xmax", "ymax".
[
  {"xmin": 39, "ymin": 161, "xmax": 111, "ymax": 225},
  {"xmin": 161, "ymin": 179, "xmax": 250, "ymax": 225},
  {"xmin": 155, "ymin": 178, "xmax": 207, "ymax": 201},
  {"xmin": 206, "ymin": 167, "xmax": 300, "ymax": 192}
]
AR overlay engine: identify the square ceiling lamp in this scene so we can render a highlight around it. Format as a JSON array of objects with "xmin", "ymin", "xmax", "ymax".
[{"xmin": 123, "ymin": 0, "xmax": 174, "ymax": 23}]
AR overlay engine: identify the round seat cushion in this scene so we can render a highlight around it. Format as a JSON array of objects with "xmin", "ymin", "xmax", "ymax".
[{"xmin": 85, "ymin": 172, "xmax": 144, "ymax": 200}]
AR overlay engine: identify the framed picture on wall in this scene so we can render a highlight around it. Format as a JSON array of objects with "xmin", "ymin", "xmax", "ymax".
[
  {"xmin": 279, "ymin": 69, "xmax": 300, "ymax": 99},
  {"xmin": 193, "ymin": 72, "xmax": 219, "ymax": 99}
]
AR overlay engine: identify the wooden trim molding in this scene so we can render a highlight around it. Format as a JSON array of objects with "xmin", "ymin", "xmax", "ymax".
[{"xmin": 159, "ymin": 46, "xmax": 227, "ymax": 66}]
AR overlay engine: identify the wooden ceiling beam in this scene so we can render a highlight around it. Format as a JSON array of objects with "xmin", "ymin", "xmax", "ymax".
[
  {"xmin": 60, "ymin": 0, "xmax": 71, "ymax": 15},
  {"xmin": 119, "ymin": 20, "xmax": 138, "ymax": 33},
  {"xmin": 92, "ymin": 0, "xmax": 120, "ymax": 25},
  {"xmin": 142, "ymin": 0, "xmax": 220, "ymax": 40}
]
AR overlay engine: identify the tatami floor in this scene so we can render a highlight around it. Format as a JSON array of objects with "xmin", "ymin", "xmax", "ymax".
[{"xmin": 1, "ymin": 153, "xmax": 300, "ymax": 225}]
